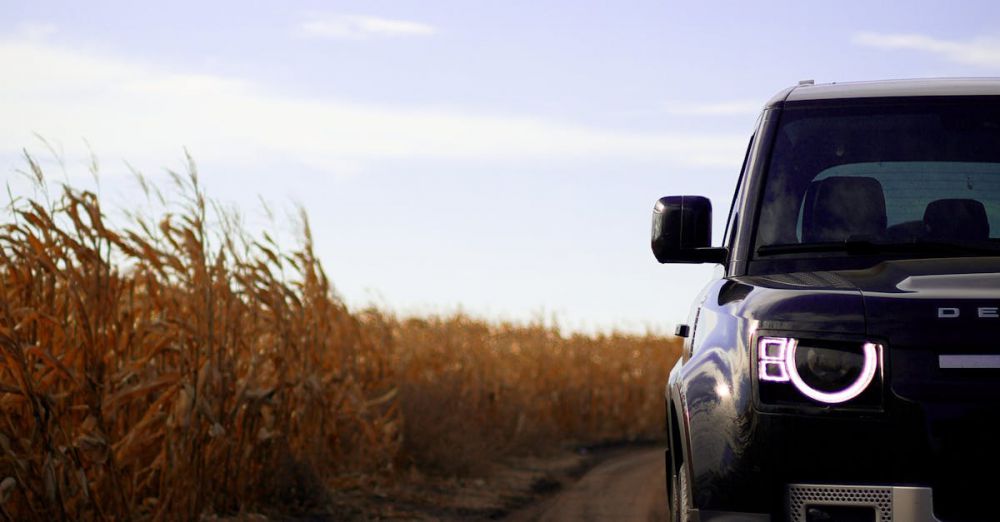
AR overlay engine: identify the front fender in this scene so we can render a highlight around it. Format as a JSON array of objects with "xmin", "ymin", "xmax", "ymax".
[
  {"xmin": 675, "ymin": 279, "xmax": 760, "ymax": 512},
  {"xmin": 673, "ymin": 276, "xmax": 867, "ymax": 513}
]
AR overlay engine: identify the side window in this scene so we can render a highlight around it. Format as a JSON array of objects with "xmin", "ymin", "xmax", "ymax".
[
  {"xmin": 723, "ymin": 133, "xmax": 756, "ymax": 249},
  {"xmin": 725, "ymin": 111, "xmax": 768, "ymax": 274}
]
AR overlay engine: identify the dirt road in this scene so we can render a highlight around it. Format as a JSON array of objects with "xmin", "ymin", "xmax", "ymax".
[{"xmin": 505, "ymin": 447, "xmax": 668, "ymax": 522}]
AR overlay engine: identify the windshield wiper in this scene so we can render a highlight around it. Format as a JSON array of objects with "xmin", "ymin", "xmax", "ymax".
[{"xmin": 757, "ymin": 239, "xmax": 1000, "ymax": 257}]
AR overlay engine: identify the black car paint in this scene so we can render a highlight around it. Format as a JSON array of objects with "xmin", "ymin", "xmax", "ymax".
[
  {"xmin": 670, "ymin": 258, "xmax": 1000, "ymax": 514},
  {"xmin": 663, "ymin": 95, "xmax": 1000, "ymax": 520}
]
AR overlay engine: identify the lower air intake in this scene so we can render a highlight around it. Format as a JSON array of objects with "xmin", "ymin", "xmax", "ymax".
[{"xmin": 788, "ymin": 484, "xmax": 892, "ymax": 522}]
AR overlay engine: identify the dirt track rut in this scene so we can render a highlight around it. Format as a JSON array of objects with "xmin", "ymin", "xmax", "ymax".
[{"xmin": 505, "ymin": 447, "xmax": 668, "ymax": 522}]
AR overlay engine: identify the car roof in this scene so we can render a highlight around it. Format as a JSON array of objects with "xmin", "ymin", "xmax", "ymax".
[{"xmin": 766, "ymin": 78, "xmax": 1000, "ymax": 108}]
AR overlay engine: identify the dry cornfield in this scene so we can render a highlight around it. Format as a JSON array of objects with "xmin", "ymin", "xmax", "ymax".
[{"xmin": 0, "ymin": 158, "xmax": 680, "ymax": 520}]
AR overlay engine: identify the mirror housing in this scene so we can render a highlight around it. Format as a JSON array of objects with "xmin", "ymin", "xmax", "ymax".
[{"xmin": 651, "ymin": 196, "xmax": 727, "ymax": 264}]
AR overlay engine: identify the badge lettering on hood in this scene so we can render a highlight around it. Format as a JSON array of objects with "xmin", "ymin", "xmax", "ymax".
[{"xmin": 938, "ymin": 307, "xmax": 1000, "ymax": 318}]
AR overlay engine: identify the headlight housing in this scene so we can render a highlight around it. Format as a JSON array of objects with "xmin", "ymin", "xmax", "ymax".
[{"xmin": 756, "ymin": 334, "xmax": 884, "ymax": 410}]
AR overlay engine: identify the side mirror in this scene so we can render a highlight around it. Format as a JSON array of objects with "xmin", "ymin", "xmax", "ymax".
[{"xmin": 651, "ymin": 196, "xmax": 727, "ymax": 264}]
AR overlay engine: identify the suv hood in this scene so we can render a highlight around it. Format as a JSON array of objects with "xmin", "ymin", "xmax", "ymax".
[
  {"xmin": 737, "ymin": 257, "xmax": 1000, "ymax": 337},
  {"xmin": 842, "ymin": 256, "xmax": 1000, "ymax": 348}
]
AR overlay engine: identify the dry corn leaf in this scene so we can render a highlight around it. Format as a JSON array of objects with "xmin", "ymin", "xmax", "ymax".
[
  {"xmin": 23, "ymin": 345, "xmax": 76, "ymax": 384},
  {"xmin": 104, "ymin": 372, "xmax": 179, "ymax": 411},
  {"xmin": 0, "ymin": 477, "xmax": 15, "ymax": 503}
]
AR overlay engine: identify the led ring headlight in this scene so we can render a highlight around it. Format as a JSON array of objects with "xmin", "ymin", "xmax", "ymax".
[
  {"xmin": 786, "ymin": 341, "xmax": 879, "ymax": 404},
  {"xmin": 758, "ymin": 337, "xmax": 881, "ymax": 405}
]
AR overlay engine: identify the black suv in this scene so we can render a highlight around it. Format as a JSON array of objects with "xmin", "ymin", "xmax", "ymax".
[{"xmin": 653, "ymin": 79, "xmax": 1000, "ymax": 522}]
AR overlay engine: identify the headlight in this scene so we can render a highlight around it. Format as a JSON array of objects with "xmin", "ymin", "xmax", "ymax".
[{"xmin": 757, "ymin": 335, "xmax": 883, "ymax": 408}]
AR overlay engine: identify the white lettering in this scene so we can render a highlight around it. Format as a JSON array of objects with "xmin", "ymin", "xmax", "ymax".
[
  {"xmin": 938, "ymin": 307, "xmax": 960, "ymax": 318},
  {"xmin": 978, "ymin": 307, "xmax": 999, "ymax": 318}
]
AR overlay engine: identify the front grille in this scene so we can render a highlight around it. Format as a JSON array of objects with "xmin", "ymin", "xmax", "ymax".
[{"xmin": 788, "ymin": 484, "xmax": 892, "ymax": 522}]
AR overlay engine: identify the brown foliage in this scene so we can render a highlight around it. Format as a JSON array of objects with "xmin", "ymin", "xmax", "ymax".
[
  {"xmin": 392, "ymin": 315, "xmax": 678, "ymax": 475},
  {"xmin": 0, "ymin": 160, "xmax": 679, "ymax": 520}
]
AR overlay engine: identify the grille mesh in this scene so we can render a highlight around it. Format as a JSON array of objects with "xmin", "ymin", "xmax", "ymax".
[{"xmin": 788, "ymin": 484, "xmax": 892, "ymax": 522}]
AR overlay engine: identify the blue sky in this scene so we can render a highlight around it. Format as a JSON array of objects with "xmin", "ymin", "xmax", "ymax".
[{"xmin": 3, "ymin": 1, "xmax": 1000, "ymax": 332}]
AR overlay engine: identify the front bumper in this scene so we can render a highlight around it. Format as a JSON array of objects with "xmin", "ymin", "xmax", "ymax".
[
  {"xmin": 787, "ymin": 484, "xmax": 939, "ymax": 522},
  {"xmin": 691, "ymin": 484, "xmax": 940, "ymax": 522}
]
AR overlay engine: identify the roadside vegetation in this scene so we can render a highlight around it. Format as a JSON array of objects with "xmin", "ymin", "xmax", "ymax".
[{"xmin": 0, "ymin": 157, "xmax": 680, "ymax": 520}]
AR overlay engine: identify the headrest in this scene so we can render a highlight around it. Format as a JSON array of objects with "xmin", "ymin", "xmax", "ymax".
[
  {"xmin": 802, "ymin": 176, "xmax": 887, "ymax": 243},
  {"xmin": 923, "ymin": 199, "xmax": 990, "ymax": 241}
]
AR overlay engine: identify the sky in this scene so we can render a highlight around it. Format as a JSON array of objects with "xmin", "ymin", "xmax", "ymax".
[{"xmin": 3, "ymin": 1, "xmax": 1000, "ymax": 333}]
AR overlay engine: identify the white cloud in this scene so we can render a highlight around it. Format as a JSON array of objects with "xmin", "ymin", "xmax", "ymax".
[
  {"xmin": 298, "ymin": 14, "xmax": 435, "ymax": 39},
  {"xmin": 854, "ymin": 32, "xmax": 1000, "ymax": 69},
  {"xmin": 0, "ymin": 38, "xmax": 746, "ymax": 177},
  {"xmin": 661, "ymin": 100, "xmax": 761, "ymax": 116},
  {"xmin": 16, "ymin": 22, "xmax": 57, "ymax": 41}
]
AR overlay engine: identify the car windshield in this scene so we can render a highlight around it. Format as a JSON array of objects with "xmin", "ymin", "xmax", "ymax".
[{"xmin": 752, "ymin": 97, "xmax": 1000, "ymax": 270}]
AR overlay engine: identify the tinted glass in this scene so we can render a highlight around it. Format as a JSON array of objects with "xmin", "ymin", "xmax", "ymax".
[{"xmin": 753, "ymin": 97, "xmax": 1000, "ymax": 264}]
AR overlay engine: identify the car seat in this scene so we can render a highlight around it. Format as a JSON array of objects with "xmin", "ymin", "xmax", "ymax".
[
  {"xmin": 923, "ymin": 198, "xmax": 990, "ymax": 241},
  {"xmin": 802, "ymin": 176, "xmax": 888, "ymax": 243}
]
